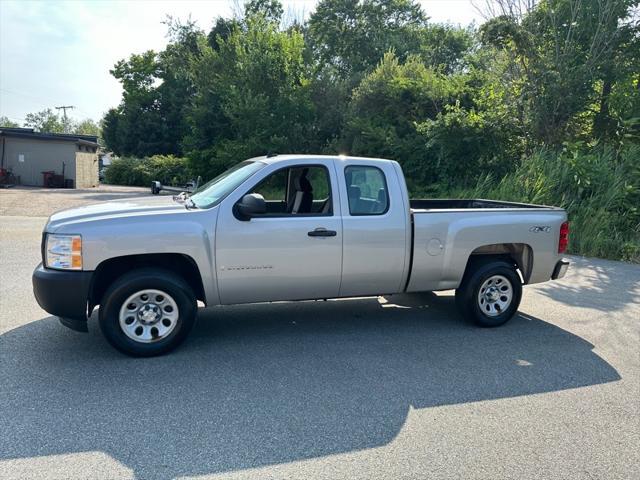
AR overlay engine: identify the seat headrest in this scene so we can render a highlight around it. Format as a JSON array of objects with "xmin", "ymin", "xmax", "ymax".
[
  {"xmin": 345, "ymin": 170, "xmax": 353, "ymax": 186},
  {"xmin": 294, "ymin": 168, "xmax": 312, "ymax": 192},
  {"xmin": 347, "ymin": 185, "xmax": 361, "ymax": 199}
]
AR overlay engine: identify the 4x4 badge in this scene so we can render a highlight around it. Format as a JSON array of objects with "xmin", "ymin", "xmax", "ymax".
[{"xmin": 529, "ymin": 226, "xmax": 551, "ymax": 233}]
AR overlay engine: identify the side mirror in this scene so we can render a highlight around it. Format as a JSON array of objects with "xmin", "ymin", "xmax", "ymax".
[{"xmin": 235, "ymin": 193, "xmax": 266, "ymax": 220}]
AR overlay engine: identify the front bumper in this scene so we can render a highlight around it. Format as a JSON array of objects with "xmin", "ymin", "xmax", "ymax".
[
  {"xmin": 551, "ymin": 259, "xmax": 570, "ymax": 280},
  {"xmin": 32, "ymin": 263, "xmax": 93, "ymax": 332}
]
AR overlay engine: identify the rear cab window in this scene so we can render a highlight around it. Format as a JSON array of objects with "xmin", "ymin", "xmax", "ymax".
[{"xmin": 344, "ymin": 165, "xmax": 389, "ymax": 215}]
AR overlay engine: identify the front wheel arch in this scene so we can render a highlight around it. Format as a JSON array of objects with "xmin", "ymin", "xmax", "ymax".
[{"xmin": 89, "ymin": 253, "xmax": 206, "ymax": 313}]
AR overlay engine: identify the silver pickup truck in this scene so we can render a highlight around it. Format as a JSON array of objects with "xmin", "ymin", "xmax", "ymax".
[{"xmin": 33, "ymin": 155, "xmax": 570, "ymax": 356}]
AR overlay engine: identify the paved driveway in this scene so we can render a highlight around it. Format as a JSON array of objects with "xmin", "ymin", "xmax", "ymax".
[{"xmin": 0, "ymin": 188, "xmax": 638, "ymax": 479}]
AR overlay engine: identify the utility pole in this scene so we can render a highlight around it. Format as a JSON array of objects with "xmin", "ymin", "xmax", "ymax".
[{"xmin": 55, "ymin": 105, "xmax": 75, "ymax": 133}]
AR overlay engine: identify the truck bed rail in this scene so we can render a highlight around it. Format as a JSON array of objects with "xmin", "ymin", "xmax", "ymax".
[{"xmin": 410, "ymin": 198, "xmax": 555, "ymax": 211}]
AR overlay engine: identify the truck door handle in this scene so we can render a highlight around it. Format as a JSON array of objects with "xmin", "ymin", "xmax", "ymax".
[{"xmin": 308, "ymin": 228, "xmax": 337, "ymax": 237}]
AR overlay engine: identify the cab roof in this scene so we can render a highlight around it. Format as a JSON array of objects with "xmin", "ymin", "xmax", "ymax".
[{"xmin": 249, "ymin": 154, "xmax": 397, "ymax": 165}]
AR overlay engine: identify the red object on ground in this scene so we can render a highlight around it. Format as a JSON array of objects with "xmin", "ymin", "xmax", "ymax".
[{"xmin": 42, "ymin": 171, "xmax": 55, "ymax": 187}]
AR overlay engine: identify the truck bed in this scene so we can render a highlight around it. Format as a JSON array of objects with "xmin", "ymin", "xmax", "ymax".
[
  {"xmin": 406, "ymin": 199, "xmax": 566, "ymax": 293},
  {"xmin": 410, "ymin": 198, "xmax": 554, "ymax": 211}
]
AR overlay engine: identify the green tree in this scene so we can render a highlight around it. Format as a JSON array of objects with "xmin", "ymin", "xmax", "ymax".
[
  {"xmin": 103, "ymin": 19, "xmax": 206, "ymax": 157},
  {"xmin": 418, "ymin": 24, "xmax": 474, "ymax": 74},
  {"xmin": 74, "ymin": 119, "xmax": 101, "ymax": 137},
  {"xmin": 305, "ymin": 0, "xmax": 432, "ymax": 153},
  {"xmin": 207, "ymin": 17, "xmax": 240, "ymax": 50},
  {"xmin": 480, "ymin": 0, "xmax": 639, "ymax": 145},
  {"xmin": 101, "ymin": 109, "xmax": 121, "ymax": 154},
  {"xmin": 416, "ymin": 103, "xmax": 516, "ymax": 184},
  {"xmin": 157, "ymin": 17, "xmax": 204, "ymax": 153},
  {"xmin": 23, "ymin": 108, "xmax": 68, "ymax": 133},
  {"xmin": 344, "ymin": 53, "xmax": 459, "ymax": 182},
  {"xmin": 102, "ymin": 51, "xmax": 164, "ymax": 156},
  {"xmin": 244, "ymin": 0, "xmax": 284, "ymax": 23},
  {"xmin": 592, "ymin": 5, "xmax": 640, "ymax": 140},
  {"xmin": 185, "ymin": 14, "xmax": 313, "ymax": 177},
  {"xmin": 345, "ymin": 52, "xmax": 517, "ymax": 186},
  {"xmin": 0, "ymin": 116, "xmax": 19, "ymax": 128},
  {"xmin": 307, "ymin": 0, "xmax": 427, "ymax": 80}
]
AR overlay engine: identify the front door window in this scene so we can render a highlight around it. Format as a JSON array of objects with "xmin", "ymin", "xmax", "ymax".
[{"xmin": 247, "ymin": 165, "xmax": 333, "ymax": 216}]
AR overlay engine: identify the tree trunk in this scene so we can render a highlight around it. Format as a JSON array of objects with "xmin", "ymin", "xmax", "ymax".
[{"xmin": 593, "ymin": 78, "xmax": 613, "ymax": 139}]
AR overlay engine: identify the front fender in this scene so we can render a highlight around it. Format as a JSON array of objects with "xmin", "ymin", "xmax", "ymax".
[{"xmin": 56, "ymin": 208, "xmax": 220, "ymax": 305}]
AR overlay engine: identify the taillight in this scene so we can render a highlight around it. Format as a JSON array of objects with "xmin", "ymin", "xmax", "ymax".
[{"xmin": 558, "ymin": 221, "xmax": 569, "ymax": 254}]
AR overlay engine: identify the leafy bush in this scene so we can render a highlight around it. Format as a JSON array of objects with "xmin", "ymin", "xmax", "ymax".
[
  {"xmin": 103, "ymin": 157, "xmax": 149, "ymax": 186},
  {"xmin": 345, "ymin": 53, "xmax": 466, "ymax": 185},
  {"xmin": 104, "ymin": 155, "xmax": 191, "ymax": 187},
  {"xmin": 416, "ymin": 103, "xmax": 516, "ymax": 186},
  {"xmin": 145, "ymin": 155, "xmax": 193, "ymax": 186}
]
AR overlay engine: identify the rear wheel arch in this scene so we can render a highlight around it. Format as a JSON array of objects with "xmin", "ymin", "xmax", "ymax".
[
  {"xmin": 461, "ymin": 243, "xmax": 533, "ymax": 285},
  {"xmin": 89, "ymin": 253, "xmax": 206, "ymax": 313}
]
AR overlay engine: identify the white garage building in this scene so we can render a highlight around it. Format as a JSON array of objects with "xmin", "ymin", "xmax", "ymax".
[{"xmin": 0, "ymin": 127, "xmax": 99, "ymax": 188}]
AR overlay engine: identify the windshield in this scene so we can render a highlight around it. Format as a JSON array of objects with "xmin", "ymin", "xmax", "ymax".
[{"xmin": 190, "ymin": 161, "xmax": 265, "ymax": 209}]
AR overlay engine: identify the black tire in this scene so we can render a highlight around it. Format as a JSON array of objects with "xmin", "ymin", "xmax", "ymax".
[
  {"xmin": 455, "ymin": 259, "xmax": 522, "ymax": 327},
  {"xmin": 98, "ymin": 268, "xmax": 197, "ymax": 357}
]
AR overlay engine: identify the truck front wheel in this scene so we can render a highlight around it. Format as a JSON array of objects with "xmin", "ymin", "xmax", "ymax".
[
  {"xmin": 455, "ymin": 260, "xmax": 522, "ymax": 327},
  {"xmin": 98, "ymin": 268, "xmax": 197, "ymax": 356}
]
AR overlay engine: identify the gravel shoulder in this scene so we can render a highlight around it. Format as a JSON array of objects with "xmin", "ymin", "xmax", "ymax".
[{"xmin": 0, "ymin": 185, "xmax": 159, "ymax": 217}]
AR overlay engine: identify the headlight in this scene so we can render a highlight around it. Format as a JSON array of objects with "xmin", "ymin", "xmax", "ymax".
[{"xmin": 45, "ymin": 234, "xmax": 82, "ymax": 270}]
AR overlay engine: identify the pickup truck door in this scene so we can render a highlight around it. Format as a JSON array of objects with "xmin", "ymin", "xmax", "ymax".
[
  {"xmin": 337, "ymin": 160, "xmax": 410, "ymax": 296},
  {"xmin": 215, "ymin": 159, "xmax": 343, "ymax": 304}
]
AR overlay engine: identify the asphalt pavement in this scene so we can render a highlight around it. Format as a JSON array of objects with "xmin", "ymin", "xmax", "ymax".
[{"xmin": 0, "ymin": 203, "xmax": 638, "ymax": 479}]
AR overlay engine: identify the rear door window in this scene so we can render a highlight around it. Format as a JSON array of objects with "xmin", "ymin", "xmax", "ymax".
[{"xmin": 344, "ymin": 166, "xmax": 389, "ymax": 215}]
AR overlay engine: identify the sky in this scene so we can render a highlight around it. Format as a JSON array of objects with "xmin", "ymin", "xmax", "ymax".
[{"xmin": 0, "ymin": 0, "xmax": 484, "ymax": 125}]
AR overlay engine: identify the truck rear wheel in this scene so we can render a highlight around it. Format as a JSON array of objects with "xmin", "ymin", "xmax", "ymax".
[
  {"xmin": 455, "ymin": 259, "xmax": 522, "ymax": 327},
  {"xmin": 98, "ymin": 268, "xmax": 197, "ymax": 356}
]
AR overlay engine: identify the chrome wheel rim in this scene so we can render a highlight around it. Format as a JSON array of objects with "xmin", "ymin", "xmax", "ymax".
[
  {"xmin": 477, "ymin": 275, "xmax": 513, "ymax": 317},
  {"xmin": 118, "ymin": 289, "xmax": 179, "ymax": 343}
]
